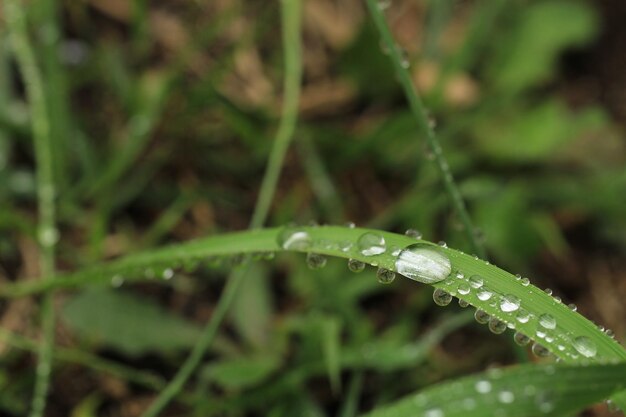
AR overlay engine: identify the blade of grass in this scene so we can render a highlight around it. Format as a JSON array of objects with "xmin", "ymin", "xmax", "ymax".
[
  {"xmin": 139, "ymin": 0, "xmax": 303, "ymax": 415},
  {"xmin": 3, "ymin": 2, "xmax": 58, "ymax": 417},
  {"xmin": 365, "ymin": 0, "xmax": 486, "ymax": 259},
  {"xmin": 362, "ymin": 362, "xmax": 626, "ymax": 417},
  {"xmin": 4, "ymin": 226, "xmax": 623, "ymax": 366}
]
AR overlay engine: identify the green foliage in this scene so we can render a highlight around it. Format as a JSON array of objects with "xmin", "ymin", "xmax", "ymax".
[
  {"xmin": 62, "ymin": 289, "xmax": 203, "ymax": 356},
  {"xmin": 1, "ymin": 0, "xmax": 625, "ymax": 416},
  {"xmin": 365, "ymin": 362, "xmax": 626, "ymax": 417}
]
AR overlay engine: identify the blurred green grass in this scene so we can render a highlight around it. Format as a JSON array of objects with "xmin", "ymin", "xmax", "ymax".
[{"xmin": 1, "ymin": 0, "xmax": 625, "ymax": 416}]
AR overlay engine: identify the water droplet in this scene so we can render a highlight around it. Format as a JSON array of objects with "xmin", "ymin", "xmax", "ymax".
[
  {"xmin": 469, "ymin": 275, "xmax": 484, "ymax": 288},
  {"xmin": 606, "ymin": 399, "xmax": 620, "ymax": 413},
  {"xmin": 277, "ymin": 227, "xmax": 312, "ymax": 250},
  {"xmin": 567, "ymin": 303, "xmax": 577, "ymax": 311},
  {"xmin": 572, "ymin": 336, "xmax": 597, "ymax": 358},
  {"xmin": 433, "ymin": 288, "xmax": 452, "ymax": 306},
  {"xmin": 399, "ymin": 49, "xmax": 410, "ymax": 68},
  {"xmin": 531, "ymin": 343, "xmax": 550, "ymax": 357},
  {"xmin": 339, "ymin": 241, "xmax": 353, "ymax": 252},
  {"xmin": 438, "ymin": 241, "xmax": 448, "ymax": 248},
  {"xmin": 345, "ymin": 221, "xmax": 356, "ymax": 228},
  {"xmin": 514, "ymin": 331, "xmax": 530, "ymax": 346},
  {"xmin": 377, "ymin": 0, "xmax": 392, "ymax": 10},
  {"xmin": 544, "ymin": 288, "xmax": 553, "ymax": 296},
  {"xmin": 162, "ymin": 268, "xmax": 174, "ymax": 280},
  {"xmin": 390, "ymin": 246, "xmax": 401, "ymax": 256},
  {"xmin": 347, "ymin": 259, "xmax": 365, "ymax": 273},
  {"xmin": 475, "ymin": 380, "xmax": 492, "ymax": 393},
  {"xmin": 474, "ymin": 309, "xmax": 490, "ymax": 324},
  {"xmin": 458, "ymin": 299, "xmax": 470, "ymax": 308},
  {"xmin": 516, "ymin": 308, "xmax": 530, "ymax": 323},
  {"xmin": 38, "ymin": 226, "xmax": 59, "ymax": 248},
  {"xmin": 489, "ymin": 317, "xmax": 507, "ymax": 334},
  {"xmin": 377, "ymin": 268, "xmax": 396, "ymax": 284},
  {"xmin": 111, "ymin": 274, "xmax": 124, "ymax": 288},
  {"xmin": 455, "ymin": 271, "xmax": 465, "ymax": 279},
  {"xmin": 553, "ymin": 296, "xmax": 561, "ymax": 304},
  {"xmin": 457, "ymin": 283, "xmax": 470, "ymax": 295},
  {"xmin": 404, "ymin": 228, "xmax": 422, "ymax": 239},
  {"xmin": 306, "ymin": 253, "xmax": 327, "ymax": 269},
  {"xmin": 605, "ymin": 328, "xmax": 615, "ymax": 338},
  {"xmin": 498, "ymin": 390, "xmax": 515, "ymax": 404},
  {"xmin": 538, "ymin": 314, "xmax": 556, "ymax": 330},
  {"xmin": 489, "ymin": 318, "xmax": 507, "ymax": 334},
  {"xmin": 462, "ymin": 398, "xmax": 476, "ymax": 410},
  {"xmin": 535, "ymin": 391, "xmax": 555, "ymax": 413},
  {"xmin": 500, "ymin": 294, "xmax": 521, "ymax": 312},
  {"xmin": 521, "ymin": 278, "xmax": 530, "ymax": 286},
  {"xmin": 424, "ymin": 409, "xmax": 443, "ymax": 417},
  {"xmin": 477, "ymin": 287, "xmax": 493, "ymax": 301},
  {"xmin": 357, "ymin": 232, "xmax": 386, "ymax": 256},
  {"xmin": 395, "ymin": 243, "xmax": 451, "ymax": 284}
]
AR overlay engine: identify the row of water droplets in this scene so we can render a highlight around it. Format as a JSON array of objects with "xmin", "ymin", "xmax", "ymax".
[
  {"xmin": 416, "ymin": 367, "xmax": 561, "ymax": 417},
  {"xmin": 432, "ymin": 265, "xmax": 600, "ymax": 361},
  {"xmin": 105, "ymin": 251, "xmax": 277, "ymax": 289},
  {"xmin": 276, "ymin": 225, "xmax": 609, "ymax": 361}
]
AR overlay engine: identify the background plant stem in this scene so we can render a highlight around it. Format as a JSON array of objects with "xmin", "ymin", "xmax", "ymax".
[
  {"xmin": 365, "ymin": 0, "xmax": 486, "ymax": 259},
  {"xmin": 3, "ymin": 2, "xmax": 57, "ymax": 417},
  {"xmin": 140, "ymin": 0, "xmax": 303, "ymax": 415}
]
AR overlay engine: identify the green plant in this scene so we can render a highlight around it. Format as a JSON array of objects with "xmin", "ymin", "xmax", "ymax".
[{"xmin": 1, "ymin": 0, "xmax": 625, "ymax": 416}]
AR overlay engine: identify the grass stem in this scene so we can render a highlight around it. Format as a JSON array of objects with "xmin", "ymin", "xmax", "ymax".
[
  {"xmin": 3, "ymin": 2, "xmax": 57, "ymax": 417},
  {"xmin": 365, "ymin": 0, "xmax": 486, "ymax": 259}
]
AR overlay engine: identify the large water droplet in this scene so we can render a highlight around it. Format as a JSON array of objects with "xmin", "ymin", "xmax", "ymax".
[
  {"xmin": 572, "ymin": 336, "xmax": 597, "ymax": 358},
  {"xmin": 500, "ymin": 294, "xmax": 521, "ymax": 312},
  {"xmin": 347, "ymin": 259, "xmax": 365, "ymax": 273},
  {"xmin": 377, "ymin": 268, "xmax": 396, "ymax": 284},
  {"xmin": 538, "ymin": 313, "xmax": 556, "ymax": 330},
  {"xmin": 306, "ymin": 253, "xmax": 327, "ymax": 269},
  {"xmin": 433, "ymin": 288, "xmax": 452, "ymax": 306},
  {"xmin": 395, "ymin": 244, "xmax": 451, "ymax": 284},
  {"xmin": 474, "ymin": 309, "xmax": 490, "ymax": 324},
  {"xmin": 514, "ymin": 331, "xmax": 530, "ymax": 346},
  {"xmin": 277, "ymin": 227, "xmax": 312, "ymax": 250},
  {"xmin": 357, "ymin": 232, "xmax": 386, "ymax": 256},
  {"xmin": 469, "ymin": 275, "xmax": 484, "ymax": 288},
  {"xmin": 488, "ymin": 317, "xmax": 507, "ymax": 334}
]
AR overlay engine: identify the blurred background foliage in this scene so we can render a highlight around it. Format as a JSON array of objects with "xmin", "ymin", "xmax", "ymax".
[{"xmin": 1, "ymin": 0, "xmax": 625, "ymax": 415}]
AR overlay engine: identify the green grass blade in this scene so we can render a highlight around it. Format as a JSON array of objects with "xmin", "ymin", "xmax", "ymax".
[
  {"xmin": 2, "ymin": 226, "xmax": 625, "ymax": 409},
  {"xmin": 3, "ymin": 2, "xmax": 58, "ymax": 417},
  {"xmin": 361, "ymin": 362, "xmax": 626, "ymax": 417},
  {"xmin": 4, "ymin": 226, "xmax": 624, "ymax": 365}
]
